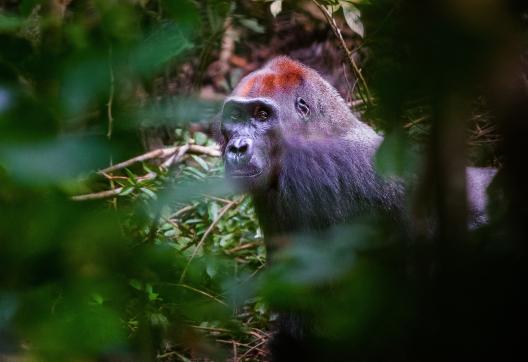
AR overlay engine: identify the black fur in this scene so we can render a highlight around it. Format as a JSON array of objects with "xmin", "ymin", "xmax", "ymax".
[
  {"xmin": 216, "ymin": 56, "xmax": 496, "ymax": 361},
  {"xmin": 253, "ymin": 136, "xmax": 406, "ymax": 239}
]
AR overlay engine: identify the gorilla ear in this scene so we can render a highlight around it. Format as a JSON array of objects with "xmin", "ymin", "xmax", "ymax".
[{"xmin": 295, "ymin": 97, "xmax": 310, "ymax": 120}]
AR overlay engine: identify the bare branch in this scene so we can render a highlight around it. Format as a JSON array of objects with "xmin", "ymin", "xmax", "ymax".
[
  {"xmin": 72, "ymin": 171, "xmax": 157, "ymax": 201},
  {"xmin": 73, "ymin": 143, "xmax": 220, "ymax": 202},
  {"xmin": 71, "ymin": 187, "xmax": 123, "ymax": 201},
  {"xmin": 99, "ymin": 147, "xmax": 178, "ymax": 174},
  {"xmin": 189, "ymin": 144, "xmax": 221, "ymax": 157},
  {"xmin": 98, "ymin": 144, "xmax": 219, "ymax": 175}
]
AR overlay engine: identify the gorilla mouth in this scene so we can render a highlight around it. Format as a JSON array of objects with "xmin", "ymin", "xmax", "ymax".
[
  {"xmin": 228, "ymin": 169, "xmax": 262, "ymax": 178},
  {"xmin": 225, "ymin": 163, "xmax": 263, "ymax": 178}
]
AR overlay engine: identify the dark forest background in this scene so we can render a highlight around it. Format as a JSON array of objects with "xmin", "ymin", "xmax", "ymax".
[{"xmin": 1, "ymin": 0, "xmax": 527, "ymax": 361}]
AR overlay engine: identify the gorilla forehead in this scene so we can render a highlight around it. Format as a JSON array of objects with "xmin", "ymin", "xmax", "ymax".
[
  {"xmin": 223, "ymin": 96, "xmax": 280, "ymax": 112},
  {"xmin": 233, "ymin": 57, "xmax": 306, "ymax": 98}
]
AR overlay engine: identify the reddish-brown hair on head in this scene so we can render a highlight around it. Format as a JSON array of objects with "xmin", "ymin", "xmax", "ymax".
[{"xmin": 234, "ymin": 57, "xmax": 305, "ymax": 97}]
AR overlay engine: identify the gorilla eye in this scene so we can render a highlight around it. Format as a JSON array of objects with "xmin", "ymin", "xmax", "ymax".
[
  {"xmin": 230, "ymin": 109, "xmax": 242, "ymax": 121},
  {"xmin": 255, "ymin": 108, "xmax": 270, "ymax": 121}
]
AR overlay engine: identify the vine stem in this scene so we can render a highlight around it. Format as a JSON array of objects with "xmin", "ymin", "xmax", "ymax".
[{"xmin": 312, "ymin": 0, "xmax": 372, "ymax": 106}]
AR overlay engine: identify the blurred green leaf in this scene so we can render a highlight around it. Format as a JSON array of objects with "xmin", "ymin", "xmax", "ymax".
[
  {"xmin": 374, "ymin": 131, "xmax": 417, "ymax": 178},
  {"xmin": 0, "ymin": 137, "xmax": 106, "ymax": 185},
  {"xmin": 0, "ymin": 14, "xmax": 23, "ymax": 32}
]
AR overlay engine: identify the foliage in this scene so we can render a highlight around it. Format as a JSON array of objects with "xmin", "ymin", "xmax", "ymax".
[
  {"xmin": 1, "ymin": 0, "xmax": 527, "ymax": 361},
  {"xmin": 0, "ymin": 1, "xmax": 269, "ymax": 360}
]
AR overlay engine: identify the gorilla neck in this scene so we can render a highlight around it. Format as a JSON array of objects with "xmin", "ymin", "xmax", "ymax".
[{"xmin": 253, "ymin": 135, "xmax": 405, "ymax": 238}]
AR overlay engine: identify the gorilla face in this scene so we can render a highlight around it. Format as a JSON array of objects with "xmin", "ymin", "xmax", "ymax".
[{"xmin": 220, "ymin": 96, "xmax": 281, "ymax": 192}]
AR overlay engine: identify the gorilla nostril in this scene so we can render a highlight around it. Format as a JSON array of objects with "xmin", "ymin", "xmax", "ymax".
[
  {"xmin": 238, "ymin": 144, "xmax": 248, "ymax": 153},
  {"xmin": 228, "ymin": 145, "xmax": 238, "ymax": 154},
  {"xmin": 228, "ymin": 140, "xmax": 250, "ymax": 155},
  {"xmin": 226, "ymin": 138, "xmax": 253, "ymax": 166}
]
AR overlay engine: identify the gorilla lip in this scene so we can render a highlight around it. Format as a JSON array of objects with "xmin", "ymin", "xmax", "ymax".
[{"xmin": 228, "ymin": 169, "xmax": 262, "ymax": 178}]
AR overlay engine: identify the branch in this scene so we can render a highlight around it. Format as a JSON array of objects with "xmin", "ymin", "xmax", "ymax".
[
  {"xmin": 189, "ymin": 144, "xmax": 221, "ymax": 157},
  {"xmin": 71, "ymin": 187, "xmax": 124, "ymax": 201},
  {"xmin": 98, "ymin": 144, "xmax": 220, "ymax": 175},
  {"xmin": 72, "ymin": 143, "xmax": 220, "ymax": 201},
  {"xmin": 71, "ymin": 172, "xmax": 158, "ymax": 201},
  {"xmin": 179, "ymin": 196, "xmax": 244, "ymax": 283},
  {"xmin": 99, "ymin": 147, "xmax": 178, "ymax": 174},
  {"xmin": 312, "ymin": 0, "xmax": 372, "ymax": 104}
]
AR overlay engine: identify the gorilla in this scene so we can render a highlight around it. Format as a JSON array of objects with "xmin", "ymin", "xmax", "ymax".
[{"xmin": 214, "ymin": 56, "xmax": 496, "ymax": 360}]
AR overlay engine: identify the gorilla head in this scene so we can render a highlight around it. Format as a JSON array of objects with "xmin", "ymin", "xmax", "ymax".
[{"xmin": 217, "ymin": 56, "xmax": 372, "ymax": 193}]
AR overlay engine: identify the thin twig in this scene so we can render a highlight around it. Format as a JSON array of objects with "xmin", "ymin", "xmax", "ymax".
[
  {"xmin": 205, "ymin": 195, "xmax": 233, "ymax": 204},
  {"xmin": 71, "ymin": 187, "xmax": 124, "ymax": 201},
  {"xmin": 162, "ymin": 143, "xmax": 190, "ymax": 169},
  {"xmin": 73, "ymin": 144, "xmax": 203, "ymax": 201},
  {"xmin": 99, "ymin": 147, "xmax": 178, "ymax": 174},
  {"xmin": 169, "ymin": 204, "xmax": 195, "ymax": 219},
  {"xmin": 179, "ymin": 196, "xmax": 244, "ymax": 283},
  {"xmin": 226, "ymin": 241, "xmax": 263, "ymax": 254},
  {"xmin": 240, "ymin": 340, "xmax": 267, "ymax": 359},
  {"xmin": 190, "ymin": 325, "xmax": 232, "ymax": 334},
  {"xmin": 72, "ymin": 171, "xmax": 157, "ymax": 201},
  {"xmin": 165, "ymin": 283, "xmax": 227, "ymax": 306},
  {"xmin": 312, "ymin": 0, "xmax": 372, "ymax": 105},
  {"xmin": 106, "ymin": 45, "xmax": 115, "ymax": 139}
]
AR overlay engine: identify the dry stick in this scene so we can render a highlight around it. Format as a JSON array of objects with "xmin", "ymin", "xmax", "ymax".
[
  {"xmin": 188, "ymin": 144, "xmax": 221, "ymax": 157},
  {"xmin": 98, "ymin": 144, "xmax": 220, "ymax": 175},
  {"xmin": 169, "ymin": 204, "xmax": 195, "ymax": 219},
  {"xmin": 240, "ymin": 340, "xmax": 268, "ymax": 359},
  {"xmin": 168, "ymin": 283, "xmax": 227, "ymax": 306},
  {"xmin": 205, "ymin": 195, "xmax": 233, "ymax": 204},
  {"xmin": 233, "ymin": 339, "xmax": 238, "ymax": 362},
  {"xmin": 72, "ymin": 145, "xmax": 193, "ymax": 201},
  {"xmin": 99, "ymin": 147, "xmax": 178, "ymax": 174},
  {"xmin": 190, "ymin": 325, "xmax": 232, "ymax": 334},
  {"xmin": 216, "ymin": 340, "xmax": 251, "ymax": 347},
  {"xmin": 179, "ymin": 197, "xmax": 244, "ymax": 283},
  {"xmin": 163, "ymin": 143, "xmax": 190, "ymax": 168},
  {"xmin": 312, "ymin": 0, "xmax": 372, "ymax": 105},
  {"xmin": 226, "ymin": 241, "xmax": 262, "ymax": 254}
]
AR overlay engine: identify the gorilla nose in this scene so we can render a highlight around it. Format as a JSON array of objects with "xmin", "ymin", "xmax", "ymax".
[{"xmin": 226, "ymin": 138, "xmax": 254, "ymax": 166}]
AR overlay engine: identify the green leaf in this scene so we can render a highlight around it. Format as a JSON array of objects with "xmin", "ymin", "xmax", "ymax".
[
  {"xmin": 191, "ymin": 154, "xmax": 210, "ymax": 172},
  {"xmin": 164, "ymin": 229, "xmax": 177, "ymax": 237},
  {"xmin": 374, "ymin": 131, "xmax": 417, "ymax": 178},
  {"xmin": 340, "ymin": 1, "xmax": 364, "ymax": 38},
  {"xmin": 129, "ymin": 279, "xmax": 143, "ymax": 291},
  {"xmin": 184, "ymin": 166, "xmax": 206, "ymax": 179},
  {"xmin": 206, "ymin": 261, "xmax": 218, "ymax": 279},
  {"xmin": 140, "ymin": 187, "xmax": 157, "ymax": 200},
  {"xmin": 0, "ymin": 14, "xmax": 24, "ymax": 32},
  {"xmin": 119, "ymin": 187, "xmax": 134, "ymax": 196},
  {"xmin": 208, "ymin": 202, "xmax": 219, "ymax": 221},
  {"xmin": 193, "ymin": 131, "xmax": 208, "ymax": 146},
  {"xmin": 91, "ymin": 293, "xmax": 104, "ymax": 305},
  {"xmin": 239, "ymin": 18, "xmax": 265, "ymax": 34}
]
